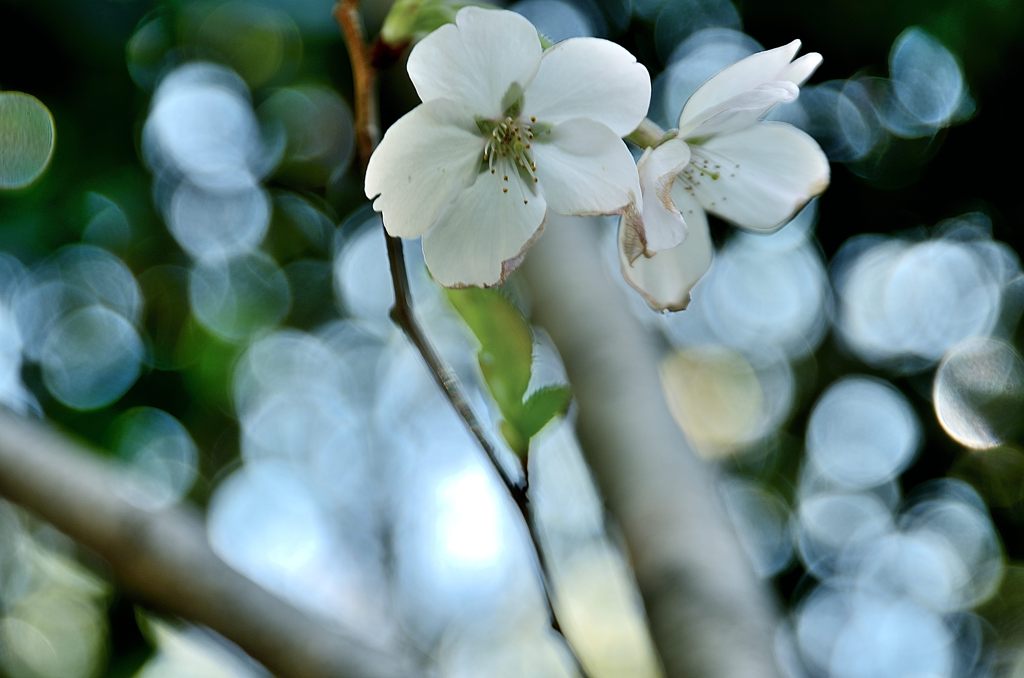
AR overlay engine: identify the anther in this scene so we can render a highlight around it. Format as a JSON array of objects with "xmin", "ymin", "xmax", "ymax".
[{"xmin": 480, "ymin": 115, "xmax": 539, "ymax": 184}]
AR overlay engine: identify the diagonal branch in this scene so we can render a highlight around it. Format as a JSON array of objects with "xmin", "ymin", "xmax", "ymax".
[
  {"xmin": 333, "ymin": 3, "xmax": 587, "ymax": 674},
  {"xmin": 0, "ymin": 411, "xmax": 416, "ymax": 678}
]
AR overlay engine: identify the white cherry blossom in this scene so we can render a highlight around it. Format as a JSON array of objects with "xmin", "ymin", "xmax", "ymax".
[
  {"xmin": 620, "ymin": 40, "xmax": 830, "ymax": 311},
  {"xmin": 365, "ymin": 7, "xmax": 650, "ymax": 287}
]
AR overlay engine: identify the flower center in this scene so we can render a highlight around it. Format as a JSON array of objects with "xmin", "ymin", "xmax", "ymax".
[
  {"xmin": 680, "ymin": 147, "xmax": 723, "ymax": 186},
  {"xmin": 678, "ymin": 146, "xmax": 741, "ymax": 212},
  {"xmin": 480, "ymin": 115, "xmax": 540, "ymax": 191},
  {"xmin": 684, "ymin": 144, "xmax": 741, "ymax": 184}
]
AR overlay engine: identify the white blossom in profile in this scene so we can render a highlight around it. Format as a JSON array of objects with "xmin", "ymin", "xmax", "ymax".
[
  {"xmin": 365, "ymin": 7, "xmax": 650, "ymax": 287},
  {"xmin": 621, "ymin": 40, "xmax": 830, "ymax": 311}
]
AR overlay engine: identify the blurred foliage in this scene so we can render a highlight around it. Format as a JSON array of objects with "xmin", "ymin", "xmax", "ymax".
[{"xmin": 0, "ymin": 92, "xmax": 55, "ymax": 189}]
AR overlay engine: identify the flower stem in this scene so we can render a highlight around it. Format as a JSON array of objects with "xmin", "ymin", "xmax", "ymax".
[
  {"xmin": 334, "ymin": 4, "xmax": 587, "ymax": 675},
  {"xmin": 625, "ymin": 117, "xmax": 670, "ymax": 149}
]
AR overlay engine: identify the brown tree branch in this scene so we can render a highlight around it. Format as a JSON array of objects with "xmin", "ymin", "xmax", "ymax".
[
  {"xmin": 0, "ymin": 411, "xmax": 416, "ymax": 678},
  {"xmin": 524, "ymin": 220, "xmax": 783, "ymax": 678},
  {"xmin": 334, "ymin": 0, "xmax": 379, "ymax": 169},
  {"xmin": 333, "ymin": 3, "xmax": 587, "ymax": 674}
]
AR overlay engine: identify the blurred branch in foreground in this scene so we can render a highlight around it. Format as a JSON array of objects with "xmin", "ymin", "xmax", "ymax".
[
  {"xmin": 0, "ymin": 411, "xmax": 416, "ymax": 678},
  {"xmin": 525, "ymin": 219, "xmax": 782, "ymax": 678}
]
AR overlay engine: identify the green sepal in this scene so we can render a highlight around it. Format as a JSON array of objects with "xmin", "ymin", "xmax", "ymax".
[
  {"xmin": 476, "ymin": 117, "xmax": 497, "ymax": 136},
  {"xmin": 501, "ymin": 82, "xmax": 524, "ymax": 119}
]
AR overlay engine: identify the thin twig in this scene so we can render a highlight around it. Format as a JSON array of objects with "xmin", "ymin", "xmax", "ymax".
[
  {"xmin": 333, "ymin": 4, "xmax": 587, "ymax": 675},
  {"xmin": 333, "ymin": 0, "xmax": 379, "ymax": 169},
  {"xmin": 385, "ymin": 246, "xmax": 577, "ymax": 652}
]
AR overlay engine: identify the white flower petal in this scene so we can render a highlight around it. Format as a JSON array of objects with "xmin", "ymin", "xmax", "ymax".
[
  {"xmin": 620, "ymin": 189, "xmax": 712, "ymax": 312},
  {"xmin": 781, "ymin": 52, "xmax": 823, "ymax": 86},
  {"xmin": 680, "ymin": 81, "xmax": 799, "ymax": 140},
  {"xmin": 365, "ymin": 99, "xmax": 484, "ymax": 239},
  {"xmin": 422, "ymin": 170, "xmax": 546, "ymax": 287},
  {"xmin": 622, "ymin": 139, "xmax": 691, "ymax": 261},
  {"xmin": 678, "ymin": 40, "xmax": 804, "ymax": 131},
  {"xmin": 687, "ymin": 122, "xmax": 829, "ymax": 232},
  {"xmin": 524, "ymin": 38, "xmax": 651, "ymax": 136},
  {"xmin": 407, "ymin": 7, "xmax": 542, "ymax": 118},
  {"xmin": 533, "ymin": 119, "xmax": 640, "ymax": 216}
]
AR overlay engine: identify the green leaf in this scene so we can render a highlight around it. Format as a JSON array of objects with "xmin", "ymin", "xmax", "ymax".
[
  {"xmin": 500, "ymin": 419, "xmax": 529, "ymax": 457},
  {"xmin": 446, "ymin": 287, "xmax": 533, "ymax": 417},
  {"xmin": 0, "ymin": 92, "xmax": 56, "ymax": 190},
  {"xmin": 519, "ymin": 385, "xmax": 572, "ymax": 438},
  {"xmin": 446, "ymin": 289, "xmax": 573, "ymax": 459},
  {"xmin": 381, "ymin": 1, "xmax": 501, "ymax": 46}
]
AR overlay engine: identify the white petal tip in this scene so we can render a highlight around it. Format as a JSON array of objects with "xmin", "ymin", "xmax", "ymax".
[
  {"xmin": 624, "ymin": 269, "xmax": 696, "ymax": 313},
  {"xmin": 430, "ymin": 252, "xmax": 524, "ymax": 289},
  {"xmin": 659, "ymin": 297, "xmax": 693, "ymax": 313}
]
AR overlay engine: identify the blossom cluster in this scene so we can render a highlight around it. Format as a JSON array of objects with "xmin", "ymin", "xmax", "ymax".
[{"xmin": 365, "ymin": 7, "xmax": 829, "ymax": 311}]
